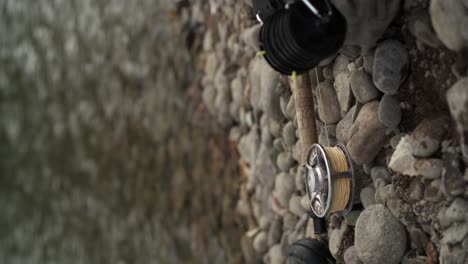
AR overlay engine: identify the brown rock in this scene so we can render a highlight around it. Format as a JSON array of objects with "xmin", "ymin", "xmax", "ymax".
[
  {"xmin": 347, "ymin": 101, "xmax": 387, "ymax": 165},
  {"xmin": 317, "ymin": 80, "xmax": 342, "ymax": 124}
]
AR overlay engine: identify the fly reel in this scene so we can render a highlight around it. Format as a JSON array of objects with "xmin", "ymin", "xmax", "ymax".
[{"xmin": 304, "ymin": 143, "xmax": 354, "ymax": 219}]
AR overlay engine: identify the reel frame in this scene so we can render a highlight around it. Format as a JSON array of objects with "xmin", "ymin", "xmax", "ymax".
[{"xmin": 304, "ymin": 143, "xmax": 355, "ymax": 218}]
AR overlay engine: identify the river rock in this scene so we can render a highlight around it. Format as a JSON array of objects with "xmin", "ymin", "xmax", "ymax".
[
  {"xmin": 350, "ymin": 70, "xmax": 380, "ymax": 103},
  {"xmin": 280, "ymin": 96, "xmax": 288, "ymax": 118},
  {"xmin": 282, "ymin": 122, "xmax": 297, "ymax": 147},
  {"xmin": 443, "ymin": 165, "xmax": 465, "ymax": 197},
  {"xmin": 292, "ymin": 140, "xmax": 301, "ymax": 163},
  {"xmin": 390, "ymin": 135, "xmax": 444, "ymax": 179},
  {"xmin": 424, "ymin": 179, "xmax": 443, "ymax": 202},
  {"xmin": 323, "ymin": 65, "xmax": 334, "ymax": 80},
  {"xmin": 230, "ymin": 75, "xmax": 243, "ymax": 110},
  {"xmin": 347, "ymin": 101, "xmax": 387, "ymax": 165},
  {"xmin": 238, "ymin": 127, "xmax": 260, "ymax": 165},
  {"xmin": 269, "ymin": 119, "xmax": 282, "ymax": 138},
  {"xmin": 336, "ymin": 106, "xmax": 355, "ymax": 143},
  {"xmin": 408, "ymin": 226, "xmax": 428, "ymax": 250},
  {"xmin": 388, "ymin": 135, "xmax": 416, "ymax": 175},
  {"xmin": 329, "ymin": 229, "xmax": 341, "ymax": 258},
  {"xmin": 268, "ymin": 244, "xmax": 285, "ymax": 264},
  {"xmin": 363, "ymin": 50, "xmax": 375, "ymax": 74},
  {"xmin": 332, "ymin": 0, "xmax": 401, "ymax": 50},
  {"xmin": 375, "ymin": 184, "xmax": 396, "ymax": 204},
  {"xmin": 360, "ymin": 186, "xmax": 377, "ymax": 208},
  {"xmin": 286, "ymin": 95, "xmax": 296, "ymax": 120},
  {"xmin": 447, "ymin": 78, "xmax": 468, "ymax": 130},
  {"xmin": 268, "ymin": 219, "xmax": 283, "ymax": 247},
  {"xmin": 283, "ymin": 213, "xmax": 298, "ymax": 232},
  {"xmin": 445, "ymin": 198, "xmax": 468, "ymax": 223},
  {"xmin": 339, "ymin": 45, "xmax": 361, "ymax": 60},
  {"xmin": 295, "ymin": 166, "xmax": 305, "ymax": 192},
  {"xmin": 444, "ymin": 223, "xmax": 468, "ymax": 244},
  {"xmin": 273, "ymin": 138, "xmax": 284, "ymax": 152},
  {"xmin": 414, "ymin": 159, "xmax": 444, "ymax": 179},
  {"xmin": 334, "ymin": 71, "xmax": 353, "ymax": 116},
  {"xmin": 260, "ymin": 60, "xmax": 284, "ymax": 121},
  {"xmin": 440, "ymin": 244, "xmax": 467, "ymax": 264},
  {"xmin": 277, "ymin": 152, "xmax": 295, "ymax": 172},
  {"xmin": 202, "ymin": 83, "xmax": 217, "ymax": 115},
  {"xmin": 261, "ymin": 121, "xmax": 273, "ymax": 146},
  {"xmin": 255, "ymin": 142, "xmax": 278, "ymax": 192},
  {"xmin": 289, "ymin": 194, "xmax": 306, "ymax": 217},
  {"xmin": 333, "ymin": 55, "xmax": 351, "ymax": 78},
  {"xmin": 373, "ymin": 40, "xmax": 410, "ymax": 95},
  {"xmin": 407, "ymin": 178, "xmax": 424, "ymax": 203},
  {"xmin": 300, "ymin": 195, "xmax": 310, "ymax": 212},
  {"xmin": 259, "ymin": 216, "xmax": 271, "ymax": 231},
  {"xmin": 378, "ymin": 95, "xmax": 401, "ymax": 129},
  {"xmin": 317, "ymin": 80, "xmax": 342, "ymax": 124},
  {"xmin": 241, "ymin": 24, "xmax": 261, "ymax": 51},
  {"xmin": 409, "ymin": 117, "xmax": 449, "ymax": 157},
  {"xmin": 344, "ymin": 246, "xmax": 363, "ymax": 264},
  {"xmin": 408, "ymin": 8, "xmax": 442, "ymax": 48},
  {"xmin": 344, "ymin": 211, "xmax": 362, "ymax": 227},
  {"xmin": 249, "ymin": 58, "xmax": 263, "ymax": 110},
  {"xmin": 319, "ymin": 126, "xmax": 338, "ymax": 146},
  {"xmin": 371, "ymin": 166, "xmax": 392, "ymax": 184},
  {"xmin": 274, "ymin": 172, "xmax": 295, "ymax": 207},
  {"xmin": 430, "ymin": 0, "xmax": 468, "ymax": 52},
  {"xmin": 253, "ymin": 231, "xmax": 268, "ymax": 254},
  {"xmin": 355, "ymin": 205, "xmax": 407, "ymax": 264}
]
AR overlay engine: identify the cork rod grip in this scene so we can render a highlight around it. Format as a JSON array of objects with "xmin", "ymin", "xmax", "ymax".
[{"xmin": 292, "ymin": 74, "xmax": 318, "ymax": 163}]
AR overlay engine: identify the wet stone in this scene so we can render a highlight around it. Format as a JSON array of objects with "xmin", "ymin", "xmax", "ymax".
[
  {"xmin": 241, "ymin": 24, "xmax": 262, "ymax": 51},
  {"xmin": 355, "ymin": 205, "xmax": 407, "ymax": 264},
  {"xmin": 344, "ymin": 211, "xmax": 362, "ymax": 227},
  {"xmin": 408, "ymin": 8, "xmax": 442, "ymax": 48},
  {"xmin": 378, "ymin": 95, "xmax": 401, "ymax": 129},
  {"xmin": 333, "ymin": 55, "xmax": 351, "ymax": 78},
  {"xmin": 344, "ymin": 246, "xmax": 363, "ymax": 264},
  {"xmin": 430, "ymin": 0, "xmax": 468, "ymax": 51},
  {"xmin": 276, "ymin": 152, "xmax": 295, "ymax": 172},
  {"xmin": 445, "ymin": 198, "xmax": 468, "ymax": 223},
  {"xmin": 350, "ymin": 70, "xmax": 380, "ymax": 104},
  {"xmin": 317, "ymin": 80, "xmax": 342, "ymax": 124},
  {"xmin": 363, "ymin": 50, "xmax": 375, "ymax": 74},
  {"xmin": 289, "ymin": 194, "xmax": 306, "ymax": 217},
  {"xmin": 334, "ymin": 71, "xmax": 353, "ymax": 116},
  {"xmin": 267, "ymin": 219, "xmax": 283, "ymax": 247},
  {"xmin": 360, "ymin": 186, "xmax": 377, "ymax": 208},
  {"xmin": 409, "ymin": 117, "xmax": 449, "ymax": 158},
  {"xmin": 253, "ymin": 231, "xmax": 268, "ymax": 254},
  {"xmin": 336, "ymin": 106, "xmax": 355, "ymax": 144},
  {"xmin": 347, "ymin": 101, "xmax": 387, "ymax": 165},
  {"xmin": 408, "ymin": 226, "xmax": 428, "ymax": 250},
  {"xmin": 444, "ymin": 223, "xmax": 468, "ymax": 244},
  {"xmin": 274, "ymin": 172, "xmax": 295, "ymax": 207},
  {"xmin": 373, "ymin": 40, "xmax": 410, "ymax": 95},
  {"xmin": 282, "ymin": 121, "xmax": 297, "ymax": 147}
]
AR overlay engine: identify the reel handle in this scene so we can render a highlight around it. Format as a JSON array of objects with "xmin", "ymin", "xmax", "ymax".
[{"xmin": 310, "ymin": 212, "xmax": 327, "ymax": 234}]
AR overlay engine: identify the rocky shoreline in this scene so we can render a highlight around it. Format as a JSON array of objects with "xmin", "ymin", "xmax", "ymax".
[{"xmin": 191, "ymin": 0, "xmax": 468, "ymax": 263}]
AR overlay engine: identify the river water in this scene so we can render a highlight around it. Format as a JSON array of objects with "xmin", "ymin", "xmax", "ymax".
[{"xmin": 0, "ymin": 0, "xmax": 243, "ymax": 263}]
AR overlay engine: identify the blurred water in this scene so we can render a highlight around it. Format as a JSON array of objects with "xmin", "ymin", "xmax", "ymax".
[{"xmin": 0, "ymin": 0, "xmax": 243, "ymax": 263}]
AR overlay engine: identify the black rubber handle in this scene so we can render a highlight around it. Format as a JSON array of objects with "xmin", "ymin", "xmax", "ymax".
[{"xmin": 313, "ymin": 216, "xmax": 326, "ymax": 234}]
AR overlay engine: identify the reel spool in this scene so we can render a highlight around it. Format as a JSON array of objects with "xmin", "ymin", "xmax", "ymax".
[{"xmin": 304, "ymin": 143, "xmax": 354, "ymax": 220}]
